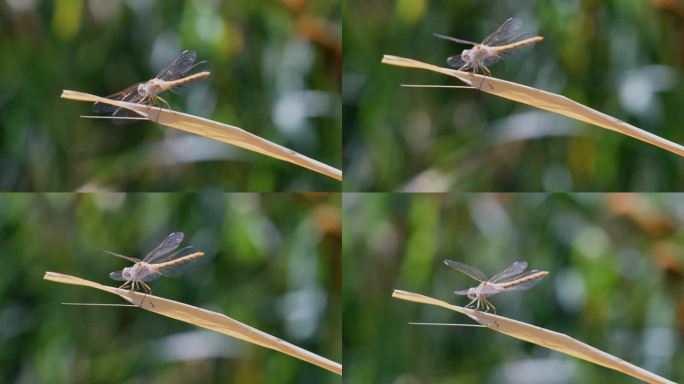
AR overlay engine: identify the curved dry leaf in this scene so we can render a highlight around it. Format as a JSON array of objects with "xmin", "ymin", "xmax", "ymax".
[
  {"xmin": 44, "ymin": 271, "xmax": 342, "ymax": 375},
  {"xmin": 392, "ymin": 289, "xmax": 674, "ymax": 384},
  {"xmin": 381, "ymin": 55, "xmax": 684, "ymax": 158},
  {"xmin": 61, "ymin": 90, "xmax": 342, "ymax": 181}
]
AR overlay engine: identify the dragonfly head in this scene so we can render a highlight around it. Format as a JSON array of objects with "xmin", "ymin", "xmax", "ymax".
[
  {"xmin": 137, "ymin": 83, "xmax": 149, "ymax": 97},
  {"xmin": 461, "ymin": 45, "xmax": 491, "ymax": 67},
  {"xmin": 467, "ymin": 287, "xmax": 478, "ymax": 300},
  {"xmin": 121, "ymin": 266, "xmax": 135, "ymax": 280},
  {"xmin": 137, "ymin": 79, "xmax": 163, "ymax": 98},
  {"xmin": 460, "ymin": 47, "xmax": 474, "ymax": 64}
]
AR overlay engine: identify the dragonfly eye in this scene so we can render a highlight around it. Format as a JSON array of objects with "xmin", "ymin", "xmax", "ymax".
[
  {"xmin": 137, "ymin": 83, "xmax": 148, "ymax": 97},
  {"xmin": 468, "ymin": 289, "xmax": 476, "ymax": 299},
  {"xmin": 461, "ymin": 48, "xmax": 473, "ymax": 62}
]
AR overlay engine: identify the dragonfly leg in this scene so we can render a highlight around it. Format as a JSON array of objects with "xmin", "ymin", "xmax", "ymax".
[
  {"xmin": 465, "ymin": 297, "xmax": 478, "ymax": 309},
  {"xmin": 147, "ymin": 95, "xmax": 168, "ymax": 123},
  {"xmin": 483, "ymin": 297, "xmax": 496, "ymax": 314},
  {"xmin": 156, "ymin": 95, "xmax": 171, "ymax": 110},
  {"xmin": 140, "ymin": 282, "xmax": 155, "ymax": 308},
  {"xmin": 479, "ymin": 65, "xmax": 495, "ymax": 90},
  {"xmin": 119, "ymin": 280, "xmax": 131, "ymax": 290}
]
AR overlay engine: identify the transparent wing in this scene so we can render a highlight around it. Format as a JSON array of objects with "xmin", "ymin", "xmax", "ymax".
[
  {"xmin": 143, "ymin": 232, "xmax": 184, "ymax": 263},
  {"xmin": 477, "ymin": 285, "xmax": 505, "ymax": 295},
  {"xmin": 92, "ymin": 83, "xmax": 149, "ymax": 124},
  {"xmin": 92, "ymin": 84, "xmax": 141, "ymax": 114},
  {"xmin": 168, "ymin": 61, "xmax": 211, "ymax": 95},
  {"xmin": 158, "ymin": 257, "xmax": 198, "ymax": 277},
  {"xmin": 140, "ymin": 270, "xmax": 163, "ymax": 282},
  {"xmin": 154, "ymin": 249, "xmax": 201, "ymax": 278},
  {"xmin": 453, "ymin": 289, "xmax": 471, "ymax": 295},
  {"xmin": 444, "ymin": 259, "xmax": 488, "ymax": 282},
  {"xmin": 446, "ymin": 54, "xmax": 467, "ymax": 69},
  {"xmin": 102, "ymin": 250, "xmax": 141, "ymax": 264},
  {"xmin": 149, "ymin": 245, "xmax": 195, "ymax": 264},
  {"xmin": 156, "ymin": 50, "xmax": 197, "ymax": 81},
  {"xmin": 482, "ymin": 17, "xmax": 524, "ymax": 47},
  {"xmin": 482, "ymin": 54, "xmax": 503, "ymax": 67},
  {"xmin": 502, "ymin": 271, "xmax": 547, "ymax": 291},
  {"xmin": 433, "ymin": 32, "xmax": 477, "ymax": 46},
  {"xmin": 490, "ymin": 261, "xmax": 528, "ymax": 283},
  {"xmin": 158, "ymin": 265, "xmax": 184, "ymax": 278},
  {"xmin": 109, "ymin": 271, "xmax": 126, "ymax": 281}
]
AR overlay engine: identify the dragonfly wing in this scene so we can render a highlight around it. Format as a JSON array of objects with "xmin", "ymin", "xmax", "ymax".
[
  {"xmin": 446, "ymin": 54, "xmax": 467, "ymax": 69},
  {"xmin": 503, "ymin": 271, "xmax": 547, "ymax": 290},
  {"xmin": 93, "ymin": 84, "xmax": 142, "ymax": 114},
  {"xmin": 143, "ymin": 232, "xmax": 184, "ymax": 262},
  {"xmin": 157, "ymin": 260, "xmax": 196, "ymax": 278},
  {"xmin": 444, "ymin": 259, "xmax": 488, "ymax": 282},
  {"xmin": 156, "ymin": 50, "xmax": 197, "ymax": 81},
  {"xmin": 433, "ymin": 33, "xmax": 477, "ymax": 46},
  {"xmin": 149, "ymin": 245, "xmax": 195, "ymax": 264},
  {"xmin": 490, "ymin": 261, "xmax": 528, "ymax": 283},
  {"xmin": 140, "ymin": 270, "xmax": 163, "ymax": 282},
  {"xmin": 109, "ymin": 271, "xmax": 126, "ymax": 281},
  {"xmin": 168, "ymin": 61, "xmax": 211, "ymax": 95},
  {"xmin": 476, "ymin": 285, "xmax": 504, "ymax": 296},
  {"xmin": 93, "ymin": 85, "xmax": 149, "ymax": 124},
  {"xmin": 102, "ymin": 250, "xmax": 141, "ymax": 264},
  {"xmin": 482, "ymin": 54, "xmax": 503, "ymax": 68},
  {"xmin": 482, "ymin": 17, "xmax": 523, "ymax": 46},
  {"xmin": 453, "ymin": 289, "xmax": 471, "ymax": 295},
  {"xmin": 158, "ymin": 266, "xmax": 183, "ymax": 278}
]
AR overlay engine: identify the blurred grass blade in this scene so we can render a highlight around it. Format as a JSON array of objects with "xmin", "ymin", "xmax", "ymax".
[
  {"xmin": 44, "ymin": 272, "xmax": 342, "ymax": 375},
  {"xmin": 392, "ymin": 289, "xmax": 674, "ymax": 384},
  {"xmin": 382, "ymin": 55, "xmax": 684, "ymax": 158},
  {"xmin": 61, "ymin": 90, "xmax": 342, "ymax": 181}
]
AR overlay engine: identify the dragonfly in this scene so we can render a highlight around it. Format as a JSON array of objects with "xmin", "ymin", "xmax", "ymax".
[
  {"xmin": 444, "ymin": 259, "xmax": 548, "ymax": 313},
  {"xmin": 434, "ymin": 18, "xmax": 543, "ymax": 75},
  {"xmin": 105, "ymin": 232, "xmax": 204, "ymax": 295},
  {"xmin": 93, "ymin": 50, "xmax": 210, "ymax": 122}
]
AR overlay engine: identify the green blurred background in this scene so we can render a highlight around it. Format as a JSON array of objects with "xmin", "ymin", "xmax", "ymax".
[
  {"xmin": 0, "ymin": 192, "xmax": 341, "ymax": 383},
  {"xmin": 343, "ymin": 0, "xmax": 684, "ymax": 191},
  {"xmin": 0, "ymin": 1, "xmax": 341, "ymax": 191},
  {"xmin": 343, "ymin": 193, "xmax": 683, "ymax": 383}
]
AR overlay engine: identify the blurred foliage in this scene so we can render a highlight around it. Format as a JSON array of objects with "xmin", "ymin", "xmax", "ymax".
[
  {"xmin": 0, "ymin": 0, "xmax": 341, "ymax": 191},
  {"xmin": 0, "ymin": 192, "xmax": 341, "ymax": 383},
  {"xmin": 343, "ymin": 193, "xmax": 684, "ymax": 383},
  {"xmin": 343, "ymin": 0, "xmax": 684, "ymax": 191}
]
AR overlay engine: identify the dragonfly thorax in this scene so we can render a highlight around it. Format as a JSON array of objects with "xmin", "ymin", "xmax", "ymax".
[
  {"xmin": 137, "ymin": 79, "xmax": 164, "ymax": 97},
  {"xmin": 461, "ymin": 45, "xmax": 491, "ymax": 66},
  {"xmin": 121, "ymin": 262, "xmax": 148, "ymax": 280}
]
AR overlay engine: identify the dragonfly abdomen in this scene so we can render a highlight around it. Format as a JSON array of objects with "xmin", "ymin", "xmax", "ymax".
[
  {"xmin": 498, "ymin": 270, "xmax": 548, "ymax": 289},
  {"xmin": 162, "ymin": 71, "xmax": 211, "ymax": 91},
  {"xmin": 491, "ymin": 36, "xmax": 543, "ymax": 55},
  {"xmin": 153, "ymin": 251, "xmax": 205, "ymax": 269}
]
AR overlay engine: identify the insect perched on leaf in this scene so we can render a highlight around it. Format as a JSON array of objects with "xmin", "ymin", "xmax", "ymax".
[
  {"xmin": 444, "ymin": 259, "xmax": 548, "ymax": 313},
  {"xmin": 93, "ymin": 50, "xmax": 210, "ymax": 122},
  {"xmin": 105, "ymin": 232, "xmax": 204, "ymax": 295},
  {"xmin": 434, "ymin": 18, "xmax": 543, "ymax": 75}
]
